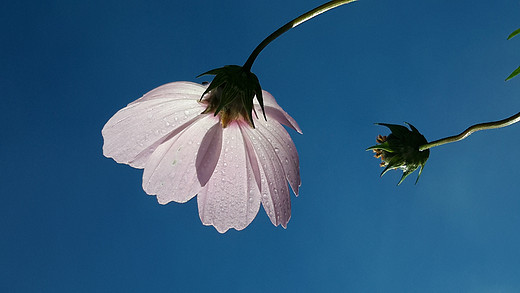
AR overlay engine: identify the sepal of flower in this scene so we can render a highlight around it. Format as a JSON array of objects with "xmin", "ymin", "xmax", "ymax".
[
  {"xmin": 198, "ymin": 65, "xmax": 265, "ymax": 128},
  {"xmin": 367, "ymin": 122, "xmax": 429, "ymax": 185}
]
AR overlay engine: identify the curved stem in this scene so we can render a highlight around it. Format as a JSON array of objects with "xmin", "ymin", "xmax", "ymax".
[
  {"xmin": 419, "ymin": 111, "xmax": 520, "ymax": 151},
  {"xmin": 243, "ymin": 0, "xmax": 358, "ymax": 71}
]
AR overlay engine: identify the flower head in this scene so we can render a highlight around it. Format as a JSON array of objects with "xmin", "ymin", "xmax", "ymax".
[
  {"xmin": 367, "ymin": 123, "xmax": 429, "ymax": 185},
  {"xmin": 102, "ymin": 81, "xmax": 302, "ymax": 233}
]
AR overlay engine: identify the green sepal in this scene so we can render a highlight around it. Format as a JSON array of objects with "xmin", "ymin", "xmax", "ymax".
[
  {"xmin": 366, "ymin": 141, "xmax": 394, "ymax": 153},
  {"xmin": 397, "ymin": 168, "xmax": 414, "ymax": 186},
  {"xmin": 376, "ymin": 123, "xmax": 410, "ymax": 139},
  {"xmin": 198, "ymin": 65, "xmax": 266, "ymax": 127},
  {"xmin": 414, "ymin": 165, "xmax": 425, "ymax": 185}
]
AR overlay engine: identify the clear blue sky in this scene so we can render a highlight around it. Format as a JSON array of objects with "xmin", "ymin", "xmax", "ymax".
[{"xmin": 3, "ymin": 0, "xmax": 520, "ymax": 292}]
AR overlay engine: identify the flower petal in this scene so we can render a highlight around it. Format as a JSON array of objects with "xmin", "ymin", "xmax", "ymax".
[
  {"xmin": 241, "ymin": 126, "xmax": 262, "ymax": 191},
  {"xmin": 195, "ymin": 123, "xmax": 223, "ymax": 187},
  {"xmin": 197, "ymin": 122, "xmax": 261, "ymax": 233},
  {"xmin": 255, "ymin": 118, "xmax": 301, "ymax": 196},
  {"xmin": 254, "ymin": 90, "xmax": 302, "ymax": 134},
  {"xmin": 128, "ymin": 81, "xmax": 206, "ymax": 106},
  {"xmin": 142, "ymin": 115, "xmax": 219, "ymax": 204},
  {"xmin": 241, "ymin": 125, "xmax": 291, "ymax": 228},
  {"xmin": 102, "ymin": 97, "xmax": 204, "ymax": 168}
]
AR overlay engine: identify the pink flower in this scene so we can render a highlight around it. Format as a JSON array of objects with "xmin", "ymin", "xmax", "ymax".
[{"xmin": 102, "ymin": 81, "xmax": 302, "ymax": 233}]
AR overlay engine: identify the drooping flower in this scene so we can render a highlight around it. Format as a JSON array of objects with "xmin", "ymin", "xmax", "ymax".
[
  {"xmin": 367, "ymin": 123, "xmax": 429, "ymax": 185},
  {"xmin": 102, "ymin": 80, "xmax": 301, "ymax": 233}
]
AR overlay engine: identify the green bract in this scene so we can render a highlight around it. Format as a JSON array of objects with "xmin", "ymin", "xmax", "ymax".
[
  {"xmin": 198, "ymin": 65, "xmax": 265, "ymax": 128},
  {"xmin": 367, "ymin": 123, "xmax": 429, "ymax": 185}
]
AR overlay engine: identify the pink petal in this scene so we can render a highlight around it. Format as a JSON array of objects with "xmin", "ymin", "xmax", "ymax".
[
  {"xmin": 255, "ymin": 118, "xmax": 301, "ymax": 196},
  {"xmin": 241, "ymin": 126, "xmax": 291, "ymax": 228},
  {"xmin": 197, "ymin": 122, "xmax": 261, "ymax": 233},
  {"xmin": 128, "ymin": 81, "xmax": 206, "ymax": 106},
  {"xmin": 195, "ymin": 123, "xmax": 223, "ymax": 187},
  {"xmin": 102, "ymin": 97, "xmax": 204, "ymax": 168},
  {"xmin": 241, "ymin": 127, "xmax": 262, "ymax": 191},
  {"xmin": 254, "ymin": 90, "xmax": 302, "ymax": 134},
  {"xmin": 142, "ymin": 115, "xmax": 219, "ymax": 204}
]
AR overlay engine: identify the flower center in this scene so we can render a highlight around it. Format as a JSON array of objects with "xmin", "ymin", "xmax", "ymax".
[{"xmin": 372, "ymin": 135, "xmax": 388, "ymax": 167}]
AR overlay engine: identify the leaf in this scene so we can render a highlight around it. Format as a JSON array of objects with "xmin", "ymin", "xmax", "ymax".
[
  {"xmin": 507, "ymin": 28, "xmax": 520, "ymax": 40},
  {"xmin": 505, "ymin": 66, "xmax": 520, "ymax": 81}
]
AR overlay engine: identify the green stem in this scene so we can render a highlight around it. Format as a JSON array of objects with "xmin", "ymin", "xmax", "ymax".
[
  {"xmin": 242, "ymin": 0, "xmax": 358, "ymax": 72},
  {"xmin": 419, "ymin": 111, "xmax": 520, "ymax": 151}
]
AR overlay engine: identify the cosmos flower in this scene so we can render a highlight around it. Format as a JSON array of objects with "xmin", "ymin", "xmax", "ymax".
[
  {"xmin": 102, "ymin": 80, "xmax": 301, "ymax": 233},
  {"xmin": 367, "ymin": 123, "xmax": 429, "ymax": 185}
]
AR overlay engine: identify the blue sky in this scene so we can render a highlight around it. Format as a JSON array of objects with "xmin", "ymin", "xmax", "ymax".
[{"xmin": 3, "ymin": 0, "xmax": 520, "ymax": 292}]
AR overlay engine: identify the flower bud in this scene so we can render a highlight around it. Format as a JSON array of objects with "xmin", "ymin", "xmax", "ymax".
[{"xmin": 367, "ymin": 123, "xmax": 429, "ymax": 185}]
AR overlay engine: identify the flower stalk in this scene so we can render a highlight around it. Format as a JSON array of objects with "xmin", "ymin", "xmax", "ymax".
[
  {"xmin": 243, "ymin": 0, "xmax": 358, "ymax": 71},
  {"xmin": 419, "ymin": 111, "xmax": 520, "ymax": 151}
]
